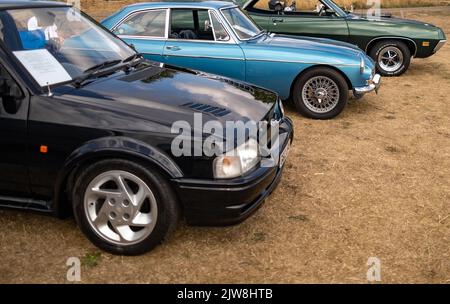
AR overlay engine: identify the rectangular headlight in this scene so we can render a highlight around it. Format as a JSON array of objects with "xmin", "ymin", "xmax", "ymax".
[{"xmin": 213, "ymin": 138, "xmax": 260, "ymax": 179}]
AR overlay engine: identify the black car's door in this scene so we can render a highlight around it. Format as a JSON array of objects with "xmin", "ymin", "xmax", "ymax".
[{"xmin": 0, "ymin": 58, "xmax": 30, "ymax": 198}]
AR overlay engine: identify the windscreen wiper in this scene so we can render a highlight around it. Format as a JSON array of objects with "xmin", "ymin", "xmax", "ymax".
[
  {"xmin": 122, "ymin": 53, "xmax": 145, "ymax": 68},
  {"xmin": 73, "ymin": 59, "xmax": 122, "ymax": 87}
]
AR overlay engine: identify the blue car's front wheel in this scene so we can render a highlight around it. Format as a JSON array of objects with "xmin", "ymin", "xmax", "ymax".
[{"xmin": 293, "ymin": 67, "xmax": 349, "ymax": 120}]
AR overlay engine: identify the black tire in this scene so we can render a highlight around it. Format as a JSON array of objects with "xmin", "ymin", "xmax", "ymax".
[
  {"xmin": 369, "ymin": 40, "xmax": 411, "ymax": 77},
  {"xmin": 292, "ymin": 67, "xmax": 349, "ymax": 120},
  {"xmin": 72, "ymin": 159, "xmax": 180, "ymax": 255}
]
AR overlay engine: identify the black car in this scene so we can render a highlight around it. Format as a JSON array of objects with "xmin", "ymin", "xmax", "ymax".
[{"xmin": 0, "ymin": 1, "xmax": 293, "ymax": 255}]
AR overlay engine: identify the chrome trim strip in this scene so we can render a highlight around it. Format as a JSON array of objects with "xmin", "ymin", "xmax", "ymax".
[
  {"xmin": 434, "ymin": 39, "xmax": 447, "ymax": 53},
  {"xmin": 244, "ymin": 57, "xmax": 359, "ymax": 66},
  {"xmin": 118, "ymin": 35, "xmax": 166, "ymax": 40},
  {"xmin": 163, "ymin": 54, "xmax": 245, "ymax": 61},
  {"xmin": 365, "ymin": 37, "xmax": 418, "ymax": 57}
]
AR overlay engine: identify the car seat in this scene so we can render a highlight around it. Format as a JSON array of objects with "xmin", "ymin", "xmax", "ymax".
[{"xmin": 18, "ymin": 29, "xmax": 46, "ymax": 50}]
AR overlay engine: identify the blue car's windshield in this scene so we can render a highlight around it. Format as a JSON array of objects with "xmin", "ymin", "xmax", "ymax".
[
  {"xmin": 221, "ymin": 7, "xmax": 262, "ymax": 40},
  {"xmin": 0, "ymin": 6, "xmax": 135, "ymax": 87}
]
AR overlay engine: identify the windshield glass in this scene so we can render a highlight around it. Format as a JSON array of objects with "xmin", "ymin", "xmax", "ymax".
[
  {"xmin": 221, "ymin": 7, "xmax": 262, "ymax": 40},
  {"xmin": 0, "ymin": 6, "xmax": 135, "ymax": 87},
  {"xmin": 323, "ymin": 0, "xmax": 347, "ymax": 16}
]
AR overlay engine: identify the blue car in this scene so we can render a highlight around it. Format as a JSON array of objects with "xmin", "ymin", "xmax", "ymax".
[{"xmin": 103, "ymin": 1, "xmax": 381, "ymax": 119}]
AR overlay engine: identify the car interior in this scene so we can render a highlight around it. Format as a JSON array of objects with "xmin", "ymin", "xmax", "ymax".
[
  {"xmin": 249, "ymin": 0, "xmax": 337, "ymax": 17},
  {"xmin": 169, "ymin": 9, "xmax": 214, "ymax": 40}
]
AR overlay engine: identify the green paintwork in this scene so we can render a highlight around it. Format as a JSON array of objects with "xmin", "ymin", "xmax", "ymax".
[{"xmin": 242, "ymin": 0, "xmax": 446, "ymax": 58}]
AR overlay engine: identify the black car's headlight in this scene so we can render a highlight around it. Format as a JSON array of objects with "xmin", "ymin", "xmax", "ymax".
[{"xmin": 213, "ymin": 138, "xmax": 260, "ymax": 179}]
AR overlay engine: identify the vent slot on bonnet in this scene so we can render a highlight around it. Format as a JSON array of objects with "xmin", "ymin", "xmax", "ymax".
[{"xmin": 181, "ymin": 102, "xmax": 231, "ymax": 117}]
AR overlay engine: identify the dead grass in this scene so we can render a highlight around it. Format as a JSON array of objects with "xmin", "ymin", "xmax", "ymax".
[{"xmin": 0, "ymin": 8, "xmax": 449, "ymax": 284}]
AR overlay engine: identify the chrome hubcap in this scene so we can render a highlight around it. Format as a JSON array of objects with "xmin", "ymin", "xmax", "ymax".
[
  {"xmin": 302, "ymin": 76, "xmax": 340, "ymax": 113},
  {"xmin": 84, "ymin": 170, "xmax": 158, "ymax": 246},
  {"xmin": 379, "ymin": 46, "xmax": 403, "ymax": 72}
]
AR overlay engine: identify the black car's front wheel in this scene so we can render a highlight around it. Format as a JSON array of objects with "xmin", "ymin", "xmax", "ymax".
[
  {"xmin": 369, "ymin": 40, "xmax": 411, "ymax": 77},
  {"xmin": 293, "ymin": 67, "xmax": 349, "ymax": 120},
  {"xmin": 72, "ymin": 159, "xmax": 180, "ymax": 255}
]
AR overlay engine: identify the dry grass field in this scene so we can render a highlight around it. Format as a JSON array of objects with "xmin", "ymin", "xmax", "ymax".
[{"xmin": 0, "ymin": 6, "xmax": 449, "ymax": 283}]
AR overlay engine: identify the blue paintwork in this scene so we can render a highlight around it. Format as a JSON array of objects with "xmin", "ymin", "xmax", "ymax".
[{"xmin": 102, "ymin": 1, "xmax": 376, "ymax": 100}]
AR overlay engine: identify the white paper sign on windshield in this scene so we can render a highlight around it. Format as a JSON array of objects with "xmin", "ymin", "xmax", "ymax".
[{"xmin": 13, "ymin": 49, "xmax": 72, "ymax": 87}]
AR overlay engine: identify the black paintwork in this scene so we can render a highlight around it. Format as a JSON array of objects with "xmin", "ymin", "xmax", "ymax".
[{"xmin": 0, "ymin": 32, "xmax": 292, "ymax": 225}]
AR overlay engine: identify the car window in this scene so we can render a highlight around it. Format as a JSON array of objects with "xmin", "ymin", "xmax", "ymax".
[
  {"xmin": 210, "ymin": 12, "xmax": 229, "ymax": 42},
  {"xmin": 114, "ymin": 9, "xmax": 167, "ymax": 37},
  {"xmin": 170, "ymin": 9, "xmax": 214, "ymax": 41}
]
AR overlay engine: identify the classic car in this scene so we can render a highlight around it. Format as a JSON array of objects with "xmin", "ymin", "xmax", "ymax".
[
  {"xmin": 103, "ymin": 1, "xmax": 381, "ymax": 120},
  {"xmin": 0, "ymin": 0, "xmax": 293, "ymax": 255},
  {"xmin": 241, "ymin": 0, "xmax": 447, "ymax": 76}
]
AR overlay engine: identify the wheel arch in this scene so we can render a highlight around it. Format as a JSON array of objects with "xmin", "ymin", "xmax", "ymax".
[
  {"xmin": 365, "ymin": 37, "xmax": 417, "ymax": 57},
  {"xmin": 289, "ymin": 64, "xmax": 353, "ymax": 100},
  {"xmin": 52, "ymin": 137, "xmax": 183, "ymax": 218}
]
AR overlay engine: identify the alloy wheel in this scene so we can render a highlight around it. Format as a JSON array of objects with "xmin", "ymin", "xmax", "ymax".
[
  {"xmin": 84, "ymin": 170, "xmax": 158, "ymax": 246},
  {"xmin": 378, "ymin": 46, "xmax": 404, "ymax": 73}
]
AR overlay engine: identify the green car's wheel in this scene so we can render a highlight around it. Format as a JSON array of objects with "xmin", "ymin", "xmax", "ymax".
[
  {"xmin": 293, "ymin": 67, "xmax": 348, "ymax": 120},
  {"xmin": 369, "ymin": 40, "xmax": 411, "ymax": 77}
]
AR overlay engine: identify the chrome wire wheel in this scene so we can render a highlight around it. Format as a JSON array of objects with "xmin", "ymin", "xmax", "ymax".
[
  {"xmin": 84, "ymin": 170, "xmax": 158, "ymax": 246},
  {"xmin": 378, "ymin": 46, "xmax": 404, "ymax": 73},
  {"xmin": 301, "ymin": 76, "xmax": 340, "ymax": 114}
]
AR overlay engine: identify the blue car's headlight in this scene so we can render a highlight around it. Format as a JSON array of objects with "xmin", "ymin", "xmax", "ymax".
[{"xmin": 360, "ymin": 56, "xmax": 366, "ymax": 74}]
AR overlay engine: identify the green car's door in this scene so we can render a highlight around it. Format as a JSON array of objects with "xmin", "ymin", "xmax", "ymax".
[
  {"xmin": 269, "ymin": 14, "xmax": 349, "ymax": 42},
  {"xmin": 246, "ymin": 0, "xmax": 349, "ymax": 42}
]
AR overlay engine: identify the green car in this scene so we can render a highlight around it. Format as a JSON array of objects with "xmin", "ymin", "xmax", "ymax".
[{"xmin": 242, "ymin": 0, "xmax": 447, "ymax": 76}]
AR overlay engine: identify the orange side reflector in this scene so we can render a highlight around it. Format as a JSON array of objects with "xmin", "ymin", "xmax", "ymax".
[
  {"xmin": 423, "ymin": 41, "xmax": 430, "ymax": 47},
  {"xmin": 40, "ymin": 145, "xmax": 48, "ymax": 154}
]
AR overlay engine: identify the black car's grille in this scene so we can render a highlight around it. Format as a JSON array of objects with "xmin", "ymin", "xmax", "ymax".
[{"xmin": 181, "ymin": 102, "xmax": 232, "ymax": 117}]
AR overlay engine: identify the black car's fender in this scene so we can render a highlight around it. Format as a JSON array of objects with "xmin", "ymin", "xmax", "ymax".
[{"xmin": 52, "ymin": 136, "xmax": 183, "ymax": 217}]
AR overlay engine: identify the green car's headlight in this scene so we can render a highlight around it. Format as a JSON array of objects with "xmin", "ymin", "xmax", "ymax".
[{"xmin": 213, "ymin": 138, "xmax": 260, "ymax": 179}]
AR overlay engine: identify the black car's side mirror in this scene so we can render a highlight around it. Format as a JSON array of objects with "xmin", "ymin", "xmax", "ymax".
[{"xmin": 0, "ymin": 76, "xmax": 23, "ymax": 114}]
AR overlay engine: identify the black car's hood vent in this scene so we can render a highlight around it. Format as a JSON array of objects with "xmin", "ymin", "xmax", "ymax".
[{"xmin": 181, "ymin": 102, "xmax": 231, "ymax": 118}]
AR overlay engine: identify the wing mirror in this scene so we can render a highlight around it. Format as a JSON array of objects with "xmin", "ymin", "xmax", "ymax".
[{"xmin": 0, "ymin": 75, "xmax": 23, "ymax": 114}]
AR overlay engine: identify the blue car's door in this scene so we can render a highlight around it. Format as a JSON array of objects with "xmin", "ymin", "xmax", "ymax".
[
  {"xmin": 112, "ymin": 8, "xmax": 169, "ymax": 63},
  {"xmin": 162, "ymin": 9, "xmax": 246, "ymax": 81}
]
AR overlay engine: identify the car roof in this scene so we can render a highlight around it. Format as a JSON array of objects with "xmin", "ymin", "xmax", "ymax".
[
  {"xmin": 0, "ymin": 0, "xmax": 69, "ymax": 10},
  {"xmin": 124, "ymin": 1, "xmax": 237, "ymax": 11}
]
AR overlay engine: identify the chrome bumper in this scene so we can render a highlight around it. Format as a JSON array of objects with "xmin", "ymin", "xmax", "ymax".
[
  {"xmin": 353, "ymin": 74, "xmax": 381, "ymax": 96},
  {"xmin": 434, "ymin": 40, "xmax": 447, "ymax": 53}
]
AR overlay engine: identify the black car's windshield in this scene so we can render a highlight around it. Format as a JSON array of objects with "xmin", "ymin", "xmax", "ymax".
[
  {"xmin": 221, "ymin": 7, "xmax": 263, "ymax": 40},
  {"xmin": 0, "ymin": 6, "xmax": 135, "ymax": 87}
]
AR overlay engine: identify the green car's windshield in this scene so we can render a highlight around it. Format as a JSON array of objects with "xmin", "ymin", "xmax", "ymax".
[
  {"xmin": 0, "ymin": 6, "xmax": 135, "ymax": 87},
  {"xmin": 221, "ymin": 7, "xmax": 262, "ymax": 40},
  {"xmin": 322, "ymin": 0, "xmax": 348, "ymax": 16}
]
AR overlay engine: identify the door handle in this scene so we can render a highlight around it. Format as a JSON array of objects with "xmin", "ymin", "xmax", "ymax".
[
  {"xmin": 166, "ymin": 46, "xmax": 181, "ymax": 51},
  {"xmin": 272, "ymin": 18, "xmax": 284, "ymax": 24}
]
